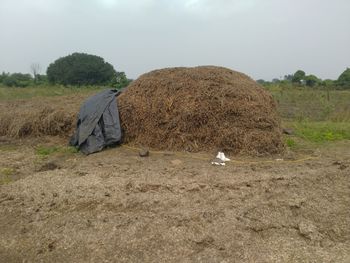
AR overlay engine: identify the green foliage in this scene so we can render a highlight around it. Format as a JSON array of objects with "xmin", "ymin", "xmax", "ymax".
[
  {"xmin": 266, "ymin": 86, "xmax": 350, "ymax": 121},
  {"xmin": 2, "ymin": 73, "xmax": 33, "ymax": 87},
  {"xmin": 35, "ymin": 146, "xmax": 59, "ymax": 156},
  {"xmin": 292, "ymin": 121, "xmax": 350, "ymax": 143},
  {"xmin": 35, "ymin": 74, "xmax": 49, "ymax": 85},
  {"xmin": 321, "ymin": 79, "xmax": 334, "ymax": 87},
  {"xmin": 47, "ymin": 52, "xmax": 117, "ymax": 86},
  {"xmin": 256, "ymin": 79, "xmax": 266, "ymax": 85},
  {"xmin": 110, "ymin": 71, "xmax": 132, "ymax": 89},
  {"xmin": 284, "ymin": 74, "xmax": 293, "ymax": 81},
  {"xmin": 292, "ymin": 70, "xmax": 306, "ymax": 84},
  {"xmin": 304, "ymin": 74, "xmax": 321, "ymax": 87},
  {"xmin": 35, "ymin": 145, "xmax": 79, "ymax": 157},
  {"xmin": 1, "ymin": 167, "xmax": 15, "ymax": 176},
  {"xmin": 261, "ymin": 68, "xmax": 349, "ymax": 89},
  {"xmin": 0, "ymin": 72, "xmax": 8, "ymax": 83},
  {"xmin": 0, "ymin": 168, "xmax": 15, "ymax": 185},
  {"xmin": 285, "ymin": 138, "xmax": 296, "ymax": 148},
  {"xmin": 337, "ymin": 68, "xmax": 350, "ymax": 88}
]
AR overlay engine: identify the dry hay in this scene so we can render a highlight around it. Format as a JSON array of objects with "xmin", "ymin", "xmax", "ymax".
[
  {"xmin": 118, "ymin": 66, "xmax": 284, "ymax": 155},
  {"xmin": 0, "ymin": 97, "xmax": 78, "ymax": 138}
]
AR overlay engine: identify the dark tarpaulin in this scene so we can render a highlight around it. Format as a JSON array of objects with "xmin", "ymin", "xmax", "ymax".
[{"xmin": 69, "ymin": 89, "xmax": 122, "ymax": 154}]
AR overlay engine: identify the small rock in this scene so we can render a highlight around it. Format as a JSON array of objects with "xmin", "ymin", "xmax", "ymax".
[
  {"xmin": 139, "ymin": 148, "xmax": 149, "ymax": 157},
  {"xmin": 283, "ymin": 128, "xmax": 294, "ymax": 135}
]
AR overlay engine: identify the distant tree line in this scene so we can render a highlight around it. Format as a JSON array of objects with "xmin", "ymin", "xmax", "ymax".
[
  {"xmin": 0, "ymin": 53, "xmax": 132, "ymax": 89},
  {"xmin": 257, "ymin": 68, "xmax": 350, "ymax": 89},
  {"xmin": 0, "ymin": 72, "xmax": 47, "ymax": 87}
]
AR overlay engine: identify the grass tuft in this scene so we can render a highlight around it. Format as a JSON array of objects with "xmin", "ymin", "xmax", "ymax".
[
  {"xmin": 0, "ymin": 168, "xmax": 15, "ymax": 185},
  {"xmin": 35, "ymin": 145, "xmax": 78, "ymax": 157}
]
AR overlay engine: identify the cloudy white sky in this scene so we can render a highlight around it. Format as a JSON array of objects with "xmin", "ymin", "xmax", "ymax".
[{"xmin": 0, "ymin": 0, "xmax": 349, "ymax": 80}]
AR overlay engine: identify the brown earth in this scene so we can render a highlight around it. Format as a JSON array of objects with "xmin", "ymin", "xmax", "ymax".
[{"xmin": 1, "ymin": 138, "xmax": 350, "ymax": 263}]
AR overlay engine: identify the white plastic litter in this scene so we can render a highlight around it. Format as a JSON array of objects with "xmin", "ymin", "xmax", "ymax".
[
  {"xmin": 211, "ymin": 158, "xmax": 226, "ymax": 166},
  {"xmin": 216, "ymin": 152, "xmax": 230, "ymax": 162},
  {"xmin": 211, "ymin": 152, "xmax": 230, "ymax": 166}
]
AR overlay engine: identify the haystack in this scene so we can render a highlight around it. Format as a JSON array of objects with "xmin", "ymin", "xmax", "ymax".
[{"xmin": 118, "ymin": 66, "xmax": 284, "ymax": 155}]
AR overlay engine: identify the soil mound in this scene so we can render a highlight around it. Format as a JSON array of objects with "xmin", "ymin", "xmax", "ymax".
[{"xmin": 118, "ymin": 66, "xmax": 284, "ymax": 155}]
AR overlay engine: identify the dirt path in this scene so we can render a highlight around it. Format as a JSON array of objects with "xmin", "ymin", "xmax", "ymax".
[{"xmin": 0, "ymin": 140, "xmax": 350, "ymax": 262}]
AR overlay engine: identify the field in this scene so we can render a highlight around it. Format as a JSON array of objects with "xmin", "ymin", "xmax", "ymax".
[{"xmin": 0, "ymin": 85, "xmax": 350, "ymax": 262}]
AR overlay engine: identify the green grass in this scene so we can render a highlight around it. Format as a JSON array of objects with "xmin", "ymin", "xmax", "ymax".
[
  {"xmin": 35, "ymin": 145, "xmax": 78, "ymax": 157},
  {"xmin": 0, "ymin": 85, "xmax": 104, "ymax": 101},
  {"xmin": 0, "ymin": 144, "xmax": 18, "ymax": 152},
  {"xmin": 0, "ymin": 168, "xmax": 15, "ymax": 185},
  {"xmin": 266, "ymin": 86, "xmax": 350, "ymax": 122},
  {"xmin": 285, "ymin": 121, "xmax": 350, "ymax": 143},
  {"xmin": 1, "ymin": 167, "xmax": 15, "ymax": 176},
  {"xmin": 265, "ymin": 86, "xmax": 350, "ymax": 148},
  {"xmin": 285, "ymin": 138, "xmax": 297, "ymax": 148}
]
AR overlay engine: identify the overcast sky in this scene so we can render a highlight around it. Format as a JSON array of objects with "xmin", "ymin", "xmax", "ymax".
[{"xmin": 0, "ymin": 0, "xmax": 349, "ymax": 80}]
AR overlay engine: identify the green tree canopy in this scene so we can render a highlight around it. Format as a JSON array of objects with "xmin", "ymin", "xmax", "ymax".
[
  {"xmin": 110, "ymin": 71, "xmax": 132, "ymax": 89},
  {"xmin": 256, "ymin": 79, "xmax": 266, "ymax": 85},
  {"xmin": 337, "ymin": 68, "xmax": 350, "ymax": 88},
  {"xmin": 292, "ymin": 70, "xmax": 306, "ymax": 84},
  {"xmin": 321, "ymin": 79, "xmax": 334, "ymax": 87},
  {"xmin": 0, "ymin": 72, "xmax": 9, "ymax": 83},
  {"xmin": 304, "ymin": 74, "xmax": 321, "ymax": 87},
  {"xmin": 284, "ymin": 74, "xmax": 293, "ymax": 81},
  {"xmin": 47, "ymin": 53, "xmax": 116, "ymax": 86}
]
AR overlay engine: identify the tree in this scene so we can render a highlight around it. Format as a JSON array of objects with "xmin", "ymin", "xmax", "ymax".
[
  {"xmin": 0, "ymin": 72, "xmax": 9, "ymax": 84},
  {"xmin": 110, "ymin": 71, "xmax": 132, "ymax": 89},
  {"xmin": 337, "ymin": 68, "xmax": 350, "ymax": 88},
  {"xmin": 30, "ymin": 63, "xmax": 41, "ymax": 84},
  {"xmin": 321, "ymin": 79, "xmax": 334, "ymax": 87},
  {"xmin": 292, "ymin": 70, "xmax": 306, "ymax": 84},
  {"xmin": 47, "ymin": 53, "xmax": 117, "ymax": 86},
  {"xmin": 304, "ymin": 74, "xmax": 320, "ymax": 87},
  {"xmin": 284, "ymin": 74, "xmax": 293, "ymax": 82},
  {"xmin": 256, "ymin": 79, "xmax": 266, "ymax": 85}
]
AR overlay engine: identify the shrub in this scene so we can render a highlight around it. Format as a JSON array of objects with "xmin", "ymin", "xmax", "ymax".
[{"xmin": 2, "ymin": 73, "xmax": 33, "ymax": 87}]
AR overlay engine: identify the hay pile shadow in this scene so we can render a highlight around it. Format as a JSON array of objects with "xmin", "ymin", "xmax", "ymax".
[{"xmin": 118, "ymin": 66, "xmax": 284, "ymax": 155}]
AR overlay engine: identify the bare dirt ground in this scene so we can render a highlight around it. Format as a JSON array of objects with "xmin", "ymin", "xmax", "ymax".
[{"xmin": 0, "ymin": 138, "xmax": 350, "ymax": 263}]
